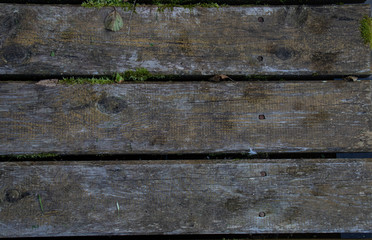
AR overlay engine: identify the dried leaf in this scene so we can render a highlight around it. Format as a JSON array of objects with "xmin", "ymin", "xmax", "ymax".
[
  {"xmin": 104, "ymin": 9, "xmax": 124, "ymax": 32},
  {"xmin": 343, "ymin": 76, "xmax": 358, "ymax": 82},
  {"xmin": 209, "ymin": 74, "xmax": 233, "ymax": 82},
  {"xmin": 219, "ymin": 74, "xmax": 232, "ymax": 80},
  {"xmin": 36, "ymin": 79, "xmax": 59, "ymax": 87}
]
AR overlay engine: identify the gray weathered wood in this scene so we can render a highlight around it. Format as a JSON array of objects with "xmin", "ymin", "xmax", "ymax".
[
  {"xmin": 0, "ymin": 81, "xmax": 371, "ymax": 154},
  {"xmin": 0, "ymin": 4, "xmax": 370, "ymax": 76},
  {"xmin": 0, "ymin": 159, "xmax": 372, "ymax": 237},
  {"xmin": 0, "ymin": 0, "xmax": 366, "ymax": 4}
]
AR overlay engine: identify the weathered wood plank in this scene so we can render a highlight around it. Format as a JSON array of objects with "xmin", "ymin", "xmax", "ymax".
[
  {"xmin": 0, "ymin": 0, "xmax": 366, "ymax": 4},
  {"xmin": 0, "ymin": 159, "xmax": 371, "ymax": 237},
  {"xmin": 0, "ymin": 4, "xmax": 370, "ymax": 76},
  {"xmin": 132, "ymin": 0, "xmax": 368, "ymax": 3},
  {"xmin": 0, "ymin": 81, "xmax": 371, "ymax": 154}
]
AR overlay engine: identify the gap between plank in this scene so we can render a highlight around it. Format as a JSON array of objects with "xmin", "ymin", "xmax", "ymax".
[{"xmin": 0, "ymin": 152, "xmax": 357, "ymax": 161}]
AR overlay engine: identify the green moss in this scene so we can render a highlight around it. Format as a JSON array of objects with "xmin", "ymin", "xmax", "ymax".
[
  {"xmin": 82, "ymin": 0, "xmax": 135, "ymax": 9},
  {"xmin": 121, "ymin": 67, "xmax": 152, "ymax": 81},
  {"xmin": 60, "ymin": 76, "xmax": 115, "ymax": 84},
  {"xmin": 360, "ymin": 16, "xmax": 372, "ymax": 49},
  {"xmin": 184, "ymin": 2, "xmax": 223, "ymax": 9},
  {"xmin": 0, "ymin": 153, "xmax": 59, "ymax": 160},
  {"xmin": 156, "ymin": 3, "xmax": 175, "ymax": 12},
  {"xmin": 60, "ymin": 68, "xmax": 166, "ymax": 84},
  {"xmin": 155, "ymin": 2, "xmax": 225, "ymax": 12},
  {"xmin": 82, "ymin": 0, "xmax": 223, "ymax": 10}
]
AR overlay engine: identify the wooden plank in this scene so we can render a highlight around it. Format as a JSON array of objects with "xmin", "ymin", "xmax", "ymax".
[
  {"xmin": 0, "ymin": 4, "xmax": 370, "ymax": 76},
  {"xmin": 0, "ymin": 0, "xmax": 367, "ymax": 4},
  {"xmin": 0, "ymin": 159, "xmax": 371, "ymax": 237},
  {"xmin": 128, "ymin": 0, "xmax": 368, "ymax": 3},
  {"xmin": 0, "ymin": 81, "xmax": 371, "ymax": 154}
]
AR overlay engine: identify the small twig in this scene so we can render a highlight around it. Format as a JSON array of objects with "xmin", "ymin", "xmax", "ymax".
[
  {"xmin": 127, "ymin": 0, "xmax": 137, "ymax": 36},
  {"xmin": 37, "ymin": 194, "xmax": 44, "ymax": 213}
]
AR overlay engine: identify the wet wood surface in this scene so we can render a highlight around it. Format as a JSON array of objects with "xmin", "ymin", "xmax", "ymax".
[
  {"xmin": 0, "ymin": 159, "xmax": 371, "ymax": 237},
  {"xmin": 0, "ymin": 81, "xmax": 371, "ymax": 155},
  {"xmin": 0, "ymin": 4, "xmax": 370, "ymax": 77}
]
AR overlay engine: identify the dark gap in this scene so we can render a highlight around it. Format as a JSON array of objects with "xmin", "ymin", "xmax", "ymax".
[
  {"xmin": 1, "ymin": 74, "xmax": 370, "ymax": 82},
  {"xmin": 6, "ymin": 233, "xmax": 372, "ymax": 240},
  {"xmin": 0, "ymin": 0, "xmax": 365, "ymax": 4},
  {"xmin": 0, "ymin": 152, "xmax": 347, "ymax": 161},
  {"xmin": 336, "ymin": 152, "xmax": 372, "ymax": 158},
  {"xmin": 3, "ymin": 152, "xmax": 372, "ymax": 162}
]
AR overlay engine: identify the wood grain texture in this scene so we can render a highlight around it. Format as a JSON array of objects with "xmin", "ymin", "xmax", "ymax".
[
  {"xmin": 0, "ymin": 159, "xmax": 372, "ymax": 237},
  {"xmin": 0, "ymin": 0, "xmax": 366, "ymax": 4},
  {"xmin": 0, "ymin": 4, "xmax": 370, "ymax": 76},
  {"xmin": 133, "ymin": 0, "xmax": 367, "ymax": 4},
  {"xmin": 0, "ymin": 81, "xmax": 371, "ymax": 154}
]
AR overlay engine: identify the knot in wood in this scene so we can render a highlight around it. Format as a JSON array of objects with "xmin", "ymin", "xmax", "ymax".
[
  {"xmin": 2, "ymin": 44, "xmax": 30, "ymax": 64},
  {"xmin": 97, "ymin": 96, "xmax": 127, "ymax": 114},
  {"xmin": 5, "ymin": 189, "xmax": 20, "ymax": 203}
]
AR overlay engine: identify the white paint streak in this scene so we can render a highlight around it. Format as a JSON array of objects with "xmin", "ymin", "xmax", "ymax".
[
  {"xmin": 262, "ymin": 66, "xmax": 310, "ymax": 74},
  {"xmin": 249, "ymin": 148, "xmax": 257, "ymax": 155},
  {"xmin": 141, "ymin": 60, "xmax": 166, "ymax": 71},
  {"xmin": 102, "ymin": 193, "xmax": 127, "ymax": 199},
  {"xmin": 240, "ymin": 7, "xmax": 279, "ymax": 16}
]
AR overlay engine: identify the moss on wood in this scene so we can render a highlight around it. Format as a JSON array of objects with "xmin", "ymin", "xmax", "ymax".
[
  {"xmin": 82, "ymin": 0, "xmax": 135, "ymax": 8},
  {"xmin": 0, "ymin": 153, "xmax": 59, "ymax": 160},
  {"xmin": 83, "ymin": 0, "xmax": 361, "ymax": 6},
  {"xmin": 60, "ymin": 76, "xmax": 115, "ymax": 84},
  {"xmin": 60, "ymin": 68, "xmax": 166, "ymax": 84},
  {"xmin": 360, "ymin": 16, "xmax": 372, "ymax": 49},
  {"xmin": 81, "ymin": 0, "xmax": 224, "ymax": 9}
]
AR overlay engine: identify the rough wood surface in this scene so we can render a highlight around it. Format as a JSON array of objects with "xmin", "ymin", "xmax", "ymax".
[
  {"xmin": 133, "ymin": 0, "xmax": 367, "ymax": 3},
  {"xmin": 0, "ymin": 81, "xmax": 371, "ymax": 154},
  {"xmin": 0, "ymin": 0, "xmax": 366, "ymax": 4},
  {"xmin": 0, "ymin": 159, "xmax": 372, "ymax": 237},
  {"xmin": 0, "ymin": 4, "xmax": 370, "ymax": 76}
]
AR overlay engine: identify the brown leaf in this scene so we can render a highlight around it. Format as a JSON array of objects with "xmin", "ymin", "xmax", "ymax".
[
  {"xmin": 343, "ymin": 76, "xmax": 358, "ymax": 82},
  {"xmin": 209, "ymin": 74, "xmax": 233, "ymax": 82},
  {"xmin": 35, "ymin": 79, "xmax": 58, "ymax": 87}
]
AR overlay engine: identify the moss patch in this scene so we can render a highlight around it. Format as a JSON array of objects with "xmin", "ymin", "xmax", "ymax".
[
  {"xmin": 360, "ymin": 16, "xmax": 372, "ymax": 49},
  {"xmin": 120, "ymin": 67, "xmax": 153, "ymax": 81},
  {"xmin": 81, "ymin": 0, "xmax": 223, "ymax": 9},
  {"xmin": 1, "ymin": 153, "xmax": 59, "ymax": 160},
  {"xmin": 156, "ymin": 2, "xmax": 223, "ymax": 12},
  {"xmin": 82, "ymin": 0, "xmax": 135, "ymax": 9},
  {"xmin": 60, "ymin": 68, "xmax": 166, "ymax": 84},
  {"xmin": 60, "ymin": 76, "xmax": 115, "ymax": 84}
]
